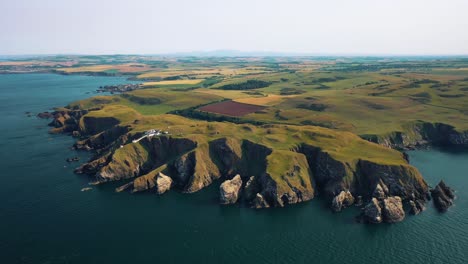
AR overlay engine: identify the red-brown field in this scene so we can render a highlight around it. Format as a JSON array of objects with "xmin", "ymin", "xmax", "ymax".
[{"xmin": 198, "ymin": 100, "xmax": 266, "ymax": 117}]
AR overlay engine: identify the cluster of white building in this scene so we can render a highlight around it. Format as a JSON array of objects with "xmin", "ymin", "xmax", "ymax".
[{"xmin": 132, "ymin": 129, "xmax": 169, "ymax": 143}]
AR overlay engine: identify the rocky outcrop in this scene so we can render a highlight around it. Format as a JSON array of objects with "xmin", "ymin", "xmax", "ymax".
[
  {"xmin": 243, "ymin": 176, "xmax": 260, "ymax": 202},
  {"xmin": 358, "ymin": 160, "xmax": 429, "ymax": 202},
  {"xmin": 409, "ymin": 199, "xmax": 426, "ymax": 215},
  {"xmin": 382, "ymin": 196, "xmax": 405, "ymax": 223},
  {"xmin": 331, "ymin": 190, "xmax": 354, "ymax": 212},
  {"xmin": 362, "ymin": 121, "xmax": 468, "ymax": 150},
  {"xmin": 155, "ymin": 172, "xmax": 173, "ymax": 194},
  {"xmin": 209, "ymin": 138, "xmax": 242, "ymax": 176},
  {"xmin": 299, "ymin": 144, "xmax": 350, "ymax": 198},
  {"xmin": 362, "ymin": 198, "xmax": 382, "ymax": 224},
  {"xmin": 251, "ymin": 193, "xmax": 270, "ymax": 209},
  {"xmin": 259, "ymin": 151, "xmax": 314, "ymax": 207},
  {"xmin": 219, "ymin": 175, "xmax": 242, "ymax": 204},
  {"xmin": 79, "ymin": 116, "xmax": 120, "ymax": 135},
  {"xmin": 373, "ymin": 182, "xmax": 388, "ymax": 199},
  {"xmin": 93, "ymin": 136, "xmax": 197, "ymax": 184},
  {"xmin": 38, "ymin": 108, "xmax": 90, "ymax": 134},
  {"xmin": 361, "ymin": 196, "xmax": 405, "ymax": 223},
  {"xmin": 74, "ymin": 125, "xmax": 131, "ymax": 152},
  {"xmin": 431, "ymin": 180, "xmax": 455, "ymax": 212}
]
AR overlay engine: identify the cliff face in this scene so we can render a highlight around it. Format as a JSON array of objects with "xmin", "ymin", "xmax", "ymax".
[
  {"xmin": 46, "ymin": 107, "xmax": 434, "ymax": 223},
  {"xmin": 294, "ymin": 144, "xmax": 428, "ymax": 214},
  {"xmin": 362, "ymin": 121, "xmax": 468, "ymax": 150},
  {"xmin": 113, "ymin": 137, "xmax": 314, "ymax": 207},
  {"xmin": 38, "ymin": 108, "xmax": 89, "ymax": 134}
]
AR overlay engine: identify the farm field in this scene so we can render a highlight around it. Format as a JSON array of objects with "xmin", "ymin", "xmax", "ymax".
[
  {"xmin": 4, "ymin": 55, "xmax": 468, "ymax": 138},
  {"xmin": 198, "ymin": 100, "xmax": 266, "ymax": 117}
]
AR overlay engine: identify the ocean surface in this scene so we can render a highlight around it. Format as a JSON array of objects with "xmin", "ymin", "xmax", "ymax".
[{"xmin": 0, "ymin": 74, "xmax": 467, "ymax": 264}]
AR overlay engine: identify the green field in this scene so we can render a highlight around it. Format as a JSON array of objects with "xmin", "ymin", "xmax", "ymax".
[{"xmin": 5, "ymin": 55, "xmax": 465, "ymax": 138}]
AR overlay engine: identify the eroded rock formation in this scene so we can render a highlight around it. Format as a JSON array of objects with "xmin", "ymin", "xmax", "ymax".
[
  {"xmin": 219, "ymin": 175, "xmax": 242, "ymax": 204},
  {"xmin": 431, "ymin": 180, "xmax": 455, "ymax": 212}
]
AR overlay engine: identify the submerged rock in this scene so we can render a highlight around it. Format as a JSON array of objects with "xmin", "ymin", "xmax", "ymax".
[
  {"xmin": 331, "ymin": 190, "xmax": 355, "ymax": 212},
  {"xmin": 362, "ymin": 198, "xmax": 382, "ymax": 224},
  {"xmin": 252, "ymin": 193, "xmax": 269, "ymax": 209},
  {"xmin": 155, "ymin": 172, "xmax": 173, "ymax": 195},
  {"xmin": 220, "ymin": 175, "xmax": 242, "ymax": 204},
  {"xmin": 430, "ymin": 180, "xmax": 455, "ymax": 212},
  {"xmin": 37, "ymin": 111, "xmax": 53, "ymax": 119},
  {"xmin": 382, "ymin": 196, "xmax": 405, "ymax": 223},
  {"xmin": 66, "ymin": 156, "xmax": 80, "ymax": 162}
]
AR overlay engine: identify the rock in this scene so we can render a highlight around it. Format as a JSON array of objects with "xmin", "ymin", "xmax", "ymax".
[
  {"xmin": 362, "ymin": 198, "xmax": 382, "ymax": 224},
  {"xmin": 66, "ymin": 156, "xmax": 80, "ymax": 162},
  {"xmin": 243, "ymin": 176, "xmax": 259, "ymax": 201},
  {"xmin": 382, "ymin": 196, "xmax": 405, "ymax": 223},
  {"xmin": 409, "ymin": 199, "xmax": 426, "ymax": 215},
  {"xmin": 72, "ymin": 131, "xmax": 81, "ymax": 137},
  {"xmin": 155, "ymin": 172, "xmax": 173, "ymax": 194},
  {"xmin": 252, "ymin": 193, "xmax": 269, "ymax": 209},
  {"xmin": 373, "ymin": 181, "xmax": 389, "ymax": 200},
  {"xmin": 219, "ymin": 174, "xmax": 242, "ymax": 204},
  {"xmin": 430, "ymin": 180, "xmax": 455, "ymax": 212},
  {"xmin": 354, "ymin": 195, "xmax": 363, "ymax": 207},
  {"xmin": 37, "ymin": 112, "xmax": 53, "ymax": 119},
  {"xmin": 331, "ymin": 190, "xmax": 355, "ymax": 212},
  {"xmin": 81, "ymin": 187, "xmax": 92, "ymax": 192}
]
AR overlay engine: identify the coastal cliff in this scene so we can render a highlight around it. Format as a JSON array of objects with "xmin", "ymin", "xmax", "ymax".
[
  {"xmin": 361, "ymin": 121, "xmax": 468, "ymax": 150},
  {"xmin": 42, "ymin": 105, "xmax": 434, "ymax": 223}
]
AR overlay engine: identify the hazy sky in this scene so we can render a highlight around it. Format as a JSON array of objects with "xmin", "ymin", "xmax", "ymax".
[{"xmin": 1, "ymin": 0, "xmax": 468, "ymax": 55}]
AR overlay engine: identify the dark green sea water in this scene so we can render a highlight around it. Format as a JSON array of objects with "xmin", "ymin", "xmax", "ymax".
[{"xmin": 0, "ymin": 74, "xmax": 467, "ymax": 264}]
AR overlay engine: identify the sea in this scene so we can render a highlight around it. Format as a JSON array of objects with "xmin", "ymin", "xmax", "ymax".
[{"xmin": 0, "ymin": 74, "xmax": 467, "ymax": 264}]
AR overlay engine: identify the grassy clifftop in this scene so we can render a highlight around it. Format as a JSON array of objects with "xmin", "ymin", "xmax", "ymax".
[{"xmin": 62, "ymin": 105, "xmax": 426, "ymax": 210}]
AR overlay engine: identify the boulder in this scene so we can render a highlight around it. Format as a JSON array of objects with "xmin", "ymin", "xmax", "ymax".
[
  {"xmin": 409, "ymin": 199, "xmax": 426, "ymax": 215},
  {"xmin": 382, "ymin": 196, "xmax": 405, "ymax": 223},
  {"xmin": 155, "ymin": 172, "xmax": 173, "ymax": 194},
  {"xmin": 362, "ymin": 198, "xmax": 382, "ymax": 224},
  {"xmin": 219, "ymin": 174, "xmax": 242, "ymax": 204},
  {"xmin": 430, "ymin": 180, "xmax": 455, "ymax": 212},
  {"xmin": 331, "ymin": 190, "xmax": 355, "ymax": 212},
  {"xmin": 251, "ymin": 193, "xmax": 270, "ymax": 209}
]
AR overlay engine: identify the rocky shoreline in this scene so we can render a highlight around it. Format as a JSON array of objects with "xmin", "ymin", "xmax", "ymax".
[
  {"xmin": 37, "ymin": 107, "xmax": 459, "ymax": 224},
  {"xmin": 361, "ymin": 121, "xmax": 468, "ymax": 151}
]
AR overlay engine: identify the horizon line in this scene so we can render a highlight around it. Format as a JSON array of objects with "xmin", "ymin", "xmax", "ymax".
[{"xmin": 2, "ymin": 51, "xmax": 468, "ymax": 58}]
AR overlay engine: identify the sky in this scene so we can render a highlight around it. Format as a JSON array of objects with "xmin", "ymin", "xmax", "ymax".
[{"xmin": 1, "ymin": 0, "xmax": 468, "ymax": 55}]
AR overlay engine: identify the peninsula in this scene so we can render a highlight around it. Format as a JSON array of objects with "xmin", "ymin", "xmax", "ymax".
[{"xmin": 24, "ymin": 55, "xmax": 468, "ymax": 223}]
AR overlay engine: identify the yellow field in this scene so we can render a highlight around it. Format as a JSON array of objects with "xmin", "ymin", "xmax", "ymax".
[
  {"xmin": 234, "ymin": 94, "xmax": 297, "ymax": 106},
  {"xmin": 142, "ymin": 79, "xmax": 204, "ymax": 86},
  {"xmin": 136, "ymin": 67, "xmax": 270, "ymax": 79}
]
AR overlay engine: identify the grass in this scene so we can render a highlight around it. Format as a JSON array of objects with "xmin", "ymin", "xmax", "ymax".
[
  {"xmin": 11, "ymin": 55, "xmax": 468, "ymax": 144},
  {"xmin": 143, "ymin": 79, "xmax": 204, "ymax": 86}
]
